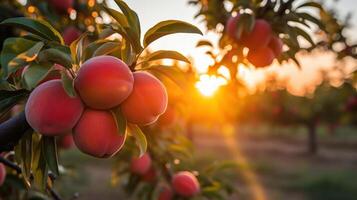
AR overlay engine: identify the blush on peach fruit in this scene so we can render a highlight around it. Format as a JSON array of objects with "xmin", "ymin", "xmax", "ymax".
[
  {"xmin": 48, "ymin": 0, "xmax": 73, "ymax": 13},
  {"xmin": 268, "ymin": 36, "xmax": 284, "ymax": 57},
  {"xmin": 240, "ymin": 19, "xmax": 272, "ymax": 50},
  {"xmin": 25, "ymin": 80, "xmax": 84, "ymax": 136},
  {"xmin": 57, "ymin": 134, "xmax": 74, "ymax": 150},
  {"xmin": 73, "ymin": 109, "xmax": 126, "ymax": 158},
  {"xmin": 157, "ymin": 106, "xmax": 176, "ymax": 127},
  {"xmin": 172, "ymin": 171, "xmax": 200, "ymax": 197},
  {"xmin": 130, "ymin": 153, "xmax": 152, "ymax": 175},
  {"xmin": 0, "ymin": 163, "xmax": 6, "ymax": 186},
  {"xmin": 158, "ymin": 187, "xmax": 173, "ymax": 200},
  {"xmin": 247, "ymin": 47, "xmax": 275, "ymax": 68},
  {"xmin": 75, "ymin": 56, "xmax": 134, "ymax": 110},
  {"xmin": 121, "ymin": 72, "xmax": 168, "ymax": 125},
  {"xmin": 63, "ymin": 26, "xmax": 81, "ymax": 45}
]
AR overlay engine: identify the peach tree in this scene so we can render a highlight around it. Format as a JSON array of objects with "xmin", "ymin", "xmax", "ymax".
[{"xmin": 0, "ymin": 1, "xmax": 238, "ymax": 200}]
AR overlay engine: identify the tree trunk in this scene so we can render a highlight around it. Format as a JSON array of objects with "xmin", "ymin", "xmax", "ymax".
[{"xmin": 307, "ymin": 123, "xmax": 318, "ymax": 154}]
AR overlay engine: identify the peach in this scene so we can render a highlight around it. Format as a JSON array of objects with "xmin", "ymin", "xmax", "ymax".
[
  {"xmin": 63, "ymin": 26, "xmax": 81, "ymax": 45},
  {"xmin": 157, "ymin": 107, "xmax": 176, "ymax": 127},
  {"xmin": 247, "ymin": 47, "xmax": 275, "ymax": 68},
  {"xmin": 75, "ymin": 56, "xmax": 134, "ymax": 110},
  {"xmin": 57, "ymin": 134, "xmax": 74, "ymax": 150},
  {"xmin": 172, "ymin": 171, "xmax": 200, "ymax": 197},
  {"xmin": 268, "ymin": 36, "xmax": 284, "ymax": 57},
  {"xmin": 121, "ymin": 72, "xmax": 168, "ymax": 125},
  {"xmin": 241, "ymin": 19, "xmax": 272, "ymax": 50},
  {"xmin": 158, "ymin": 187, "xmax": 173, "ymax": 200},
  {"xmin": 130, "ymin": 153, "xmax": 152, "ymax": 175},
  {"xmin": 142, "ymin": 167, "xmax": 157, "ymax": 182},
  {"xmin": 25, "ymin": 80, "xmax": 84, "ymax": 136},
  {"xmin": 48, "ymin": 0, "xmax": 73, "ymax": 13},
  {"xmin": 73, "ymin": 109, "xmax": 126, "ymax": 158},
  {"xmin": 0, "ymin": 163, "xmax": 6, "ymax": 186},
  {"xmin": 226, "ymin": 15, "xmax": 240, "ymax": 40}
]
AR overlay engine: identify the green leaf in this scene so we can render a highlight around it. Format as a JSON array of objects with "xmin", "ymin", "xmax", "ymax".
[
  {"xmin": 8, "ymin": 41, "xmax": 44, "ymax": 72},
  {"xmin": 0, "ymin": 89, "xmax": 28, "ymax": 114},
  {"xmin": 70, "ymin": 32, "xmax": 88, "ymax": 66},
  {"xmin": 38, "ymin": 48, "xmax": 72, "ymax": 69},
  {"xmin": 42, "ymin": 136, "xmax": 59, "ymax": 177},
  {"xmin": 1, "ymin": 38, "xmax": 37, "ymax": 78},
  {"xmin": 0, "ymin": 17, "xmax": 63, "ymax": 44},
  {"xmin": 293, "ymin": 26, "xmax": 315, "ymax": 46},
  {"xmin": 143, "ymin": 50, "xmax": 190, "ymax": 64},
  {"xmin": 297, "ymin": 12, "xmax": 325, "ymax": 30},
  {"xmin": 297, "ymin": 2, "xmax": 322, "ymax": 10},
  {"xmin": 145, "ymin": 65, "xmax": 185, "ymax": 87},
  {"xmin": 32, "ymin": 135, "xmax": 48, "ymax": 191},
  {"xmin": 110, "ymin": 108, "xmax": 127, "ymax": 136},
  {"xmin": 114, "ymin": 0, "xmax": 141, "ymax": 40},
  {"xmin": 128, "ymin": 124, "xmax": 147, "ymax": 157},
  {"xmin": 120, "ymin": 39, "xmax": 135, "ymax": 65},
  {"xmin": 103, "ymin": 6, "xmax": 129, "ymax": 27},
  {"xmin": 196, "ymin": 40, "xmax": 214, "ymax": 48},
  {"xmin": 93, "ymin": 41, "xmax": 121, "ymax": 57},
  {"xmin": 61, "ymin": 71, "xmax": 76, "ymax": 97},
  {"xmin": 23, "ymin": 62, "xmax": 53, "ymax": 89},
  {"xmin": 143, "ymin": 20, "xmax": 202, "ymax": 47}
]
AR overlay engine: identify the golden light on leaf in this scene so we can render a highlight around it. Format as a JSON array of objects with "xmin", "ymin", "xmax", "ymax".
[{"xmin": 195, "ymin": 74, "xmax": 227, "ymax": 97}]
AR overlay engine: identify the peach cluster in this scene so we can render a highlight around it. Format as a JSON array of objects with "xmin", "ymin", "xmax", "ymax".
[
  {"xmin": 226, "ymin": 15, "xmax": 283, "ymax": 68},
  {"xmin": 25, "ymin": 55, "xmax": 168, "ymax": 158}
]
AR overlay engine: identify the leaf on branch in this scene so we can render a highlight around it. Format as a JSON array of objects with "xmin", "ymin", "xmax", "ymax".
[
  {"xmin": 143, "ymin": 50, "xmax": 190, "ymax": 65},
  {"xmin": 70, "ymin": 32, "xmax": 88, "ymax": 66},
  {"xmin": 38, "ymin": 48, "xmax": 72, "ymax": 69},
  {"xmin": 110, "ymin": 108, "xmax": 127, "ymax": 136},
  {"xmin": 196, "ymin": 40, "xmax": 214, "ymax": 48},
  {"xmin": 23, "ymin": 62, "xmax": 53, "ymax": 90},
  {"xmin": 32, "ymin": 135, "xmax": 49, "ymax": 191},
  {"xmin": 143, "ymin": 20, "xmax": 203, "ymax": 47},
  {"xmin": 0, "ymin": 17, "xmax": 63, "ymax": 44},
  {"xmin": 128, "ymin": 124, "xmax": 147, "ymax": 157},
  {"xmin": 93, "ymin": 41, "xmax": 121, "ymax": 57},
  {"xmin": 61, "ymin": 71, "xmax": 76, "ymax": 98},
  {"xmin": 42, "ymin": 136, "xmax": 59, "ymax": 177},
  {"xmin": 296, "ymin": 2, "xmax": 322, "ymax": 10},
  {"xmin": 0, "ymin": 89, "xmax": 28, "ymax": 114}
]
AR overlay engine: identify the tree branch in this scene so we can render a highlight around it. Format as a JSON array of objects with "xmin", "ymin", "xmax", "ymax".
[{"xmin": 0, "ymin": 112, "xmax": 31, "ymax": 152}]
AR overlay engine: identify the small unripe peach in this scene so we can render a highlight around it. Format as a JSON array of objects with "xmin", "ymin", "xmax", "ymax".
[
  {"xmin": 0, "ymin": 163, "xmax": 6, "ymax": 186},
  {"xmin": 172, "ymin": 171, "xmax": 200, "ymax": 197},
  {"xmin": 130, "ymin": 153, "xmax": 152, "ymax": 175},
  {"xmin": 57, "ymin": 134, "xmax": 74, "ymax": 150},
  {"xmin": 121, "ymin": 72, "xmax": 168, "ymax": 125},
  {"xmin": 48, "ymin": 0, "xmax": 73, "ymax": 13},
  {"xmin": 75, "ymin": 56, "xmax": 134, "ymax": 110},
  {"xmin": 268, "ymin": 36, "xmax": 283, "ymax": 57},
  {"xmin": 25, "ymin": 80, "xmax": 84, "ymax": 136},
  {"xmin": 247, "ymin": 47, "xmax": 275, "ymax": 68},
  {"xmin": 241, "ymin": 19, "xmax": 272, "ymax": 50},
  {"xmin": 158, "ymin": 187, "xmax": 173, "ymax": 200},
  {"xmin": 73, "ymin": 109, "xmax": 126, "ymax": 158},
  {"xmin": 63, "ymin": 26, "xmax": 81, "ymax": 45}
]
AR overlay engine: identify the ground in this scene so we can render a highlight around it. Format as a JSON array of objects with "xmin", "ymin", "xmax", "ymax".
[{"xmin": 57, "ymin": 124, "xmax": 357, "ymax": 200}]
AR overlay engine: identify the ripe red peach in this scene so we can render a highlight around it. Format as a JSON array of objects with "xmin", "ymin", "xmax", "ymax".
[
  {"xmin": 63, "ymin": 26, "xmax": 81, "ymax": 45},
  {"xmin": 247, "ymin": 47, "xmax": 275, "ymax": 68},
  {"xmin": 0, "ymin": 164, "xmax": 6, "ymax": 186},
  {"xmin": 241, "ymin": 19, "xmax": 272, "ymax": 50},
  {"xmin": 75, "ymin": 56, "xmax": 134, "ymax": 110},
  {"xmin": 268, "ymin": 36, "xmax": 284, "ymax": 57},
  {"xmin": 157, "ymin": 107, "xmax": 176, "ymax": 127},
  {"xmin": 130, "ymin": 153, "xmax": 152, "ymax": 175},
  {"xmin": 57, "ymin": 134, "xmax": 74, "ymax": 150},
  {"xmin": 226, "ymin": 15, "xmax": 240, "ymax": 40},
  {"xmin": 25, "ymin": 80, "xmax": 84, "ymax": 136},
  {"xmin": 158, "ymin": 187, "xmax": 173, "ymax": 200},
  {"xmin": 73, "ymin": 109, "xmax": 126, "ymax": 158},
  {"xmin": 121, "ymin": 72, "xmax": 168, "ymax": 125},
  {"xmin": 48, "ymin": 0, "xmax": 73, "ymax": 13},
  {"xmin": 172, "ymin": 171, "xmax": 200, "ymax": 197}
]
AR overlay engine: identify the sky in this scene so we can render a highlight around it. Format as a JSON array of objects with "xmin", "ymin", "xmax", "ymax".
[{"xmin": 108, "ymin": 0, "xmax": 357, "ymax": 95}]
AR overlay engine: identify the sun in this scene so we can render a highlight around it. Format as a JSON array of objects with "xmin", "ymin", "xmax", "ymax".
[{"xmin": 195, "ymin": 74, "xmax": 228, "ymax": 97}]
